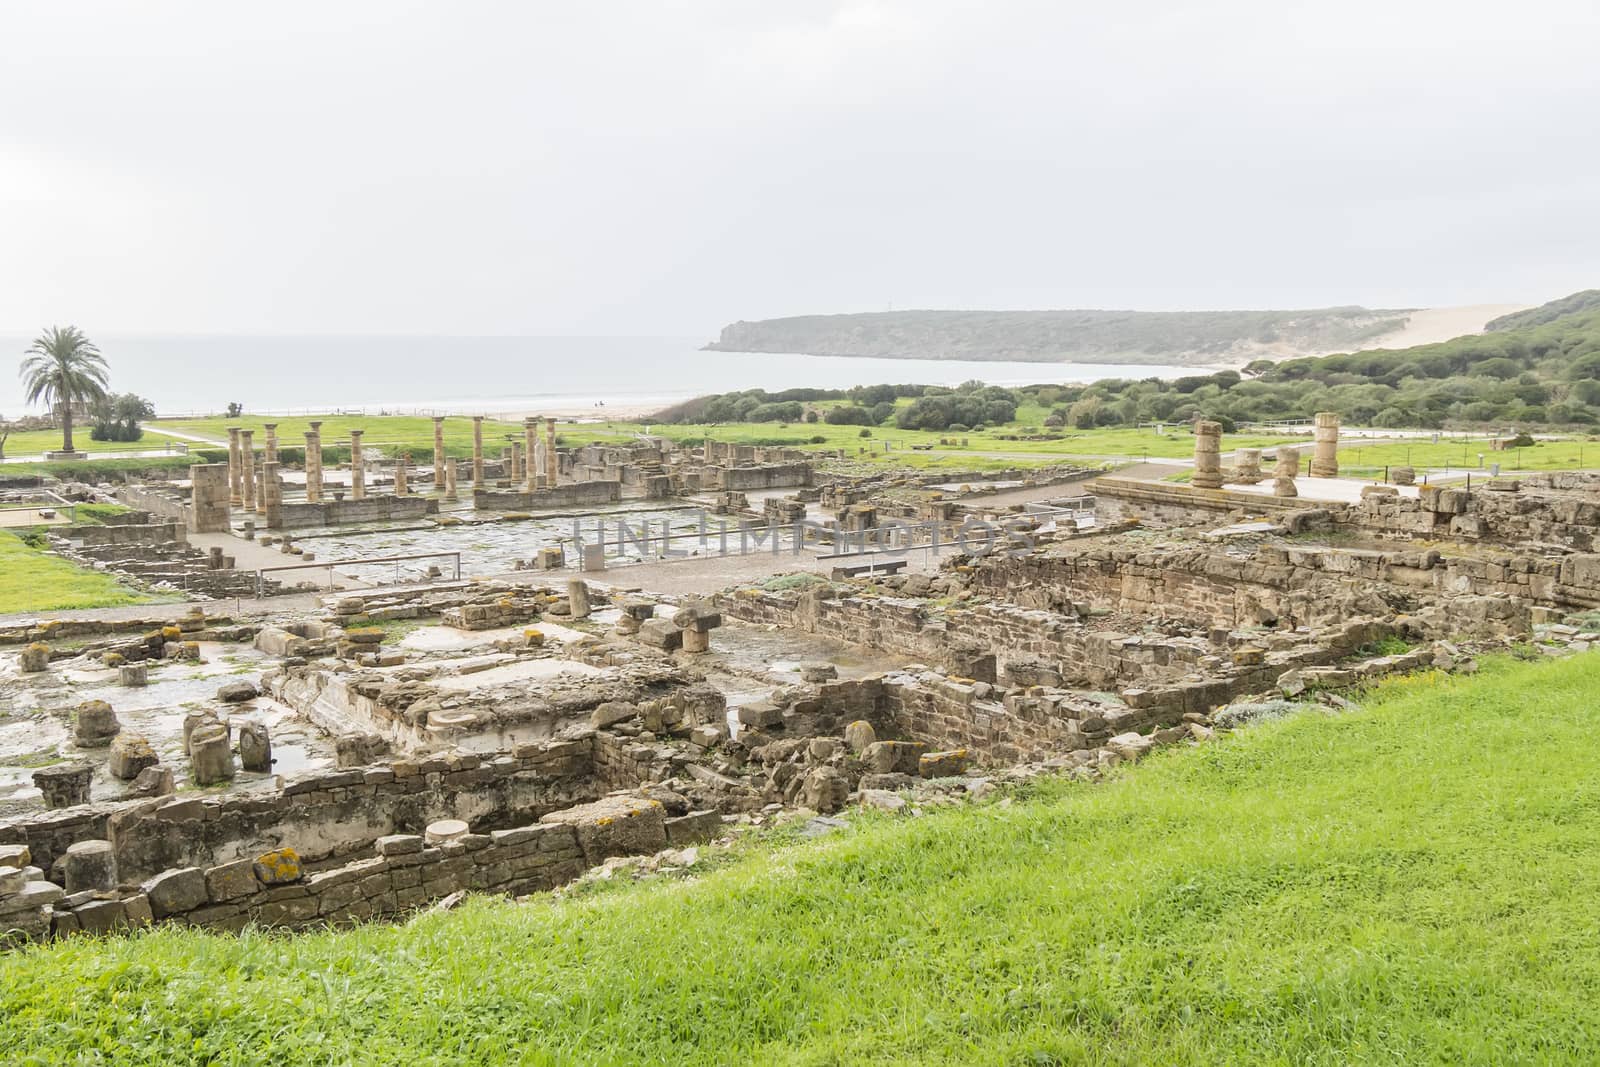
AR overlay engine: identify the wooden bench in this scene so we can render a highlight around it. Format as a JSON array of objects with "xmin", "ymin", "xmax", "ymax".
[{"xmin": 830, "ymin": 559, "xmax": 909, "ymax": 579}]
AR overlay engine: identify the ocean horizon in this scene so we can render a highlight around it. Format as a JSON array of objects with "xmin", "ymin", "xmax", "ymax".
[{"xmin": 0, "ymin": 334, "xmax": 1207, "ymax": 419}]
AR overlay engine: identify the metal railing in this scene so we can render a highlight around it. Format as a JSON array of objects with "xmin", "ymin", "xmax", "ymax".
[{"xmin": 254, "ymin": 550, "xmax": 462, "ymax": 596}]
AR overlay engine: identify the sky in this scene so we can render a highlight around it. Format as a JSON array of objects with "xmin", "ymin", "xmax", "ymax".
[{"xmin": 3, "ymin": 0, "xmax": 1599, "ymax": 337}]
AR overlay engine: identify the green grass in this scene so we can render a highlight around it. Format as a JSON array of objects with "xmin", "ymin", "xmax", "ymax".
[
  {"xmin": 154, "ymin": 415, "xmax": 530, "ymax": 458},
  {"xmin": 129, "ymin": 412, "xmax": 1600, "ymax": 476},
  {"xmin": 6, "ymin": 654, "xmax": 1600, "ymax": 1063},
  {"xmin": 0, "ymin": 426, "xmax": 191, "ymax": 457},
  {"xmin": 0, "ymin": 531, "xmax": 161, "ymax": 615},
  {"xmin": 1336, "ymin": 436, "xmax": 1600, "ymax": 472},
  {"xmin": 0, "ymin": 455, "xmax": 199, "ymax": 479}
]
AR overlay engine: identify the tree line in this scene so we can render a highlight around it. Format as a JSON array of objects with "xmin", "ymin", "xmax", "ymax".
[{"xmin": 654, "ymin": 293, "xmax": 1600, "ymax": 432}]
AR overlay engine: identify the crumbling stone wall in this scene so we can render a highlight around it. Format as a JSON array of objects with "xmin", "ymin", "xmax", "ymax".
[
  {"xmin": 965, "ymin": 540, "xmax": 1597, "ymax": 630},
  {"xmin": 715, "ymin": 589, "xmax": 1214, "ymax": 689},
  {"xmin": 274, "ymin": 495, "xmax": 438, "ymax": 530},
  {"xmin": 474, "ymin": 481, "xmax": 622, "ymax": 510},
  {"xmin": 0, "ymin": 741, "xmax": 602, "ymax": 884}
]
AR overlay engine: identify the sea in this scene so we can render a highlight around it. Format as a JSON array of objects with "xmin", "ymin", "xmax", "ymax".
[{"xmin": 0, "ymin": 334, "xmax": 1202, "ymax": 418}]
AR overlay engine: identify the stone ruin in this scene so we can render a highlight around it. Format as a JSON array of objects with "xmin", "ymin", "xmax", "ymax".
[{"xmin": 9, "ymin": 411, "xmax": 1600, "ymax": 947}]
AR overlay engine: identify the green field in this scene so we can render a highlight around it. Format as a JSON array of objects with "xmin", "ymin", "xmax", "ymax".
[
  {"xmin": 5, "ymin": 652, "xmax": 1600, "ymax": 1063},
  {"xmin": 0, "ymin": 426, "xmax": 191, "ymax": 458},
  {"xmin": 0, "ymin": 530, "xmax": 161, "ymax": 615},
  {"xmin": 1334, "ymin": 435, "xmax": 1600, "ymax": 472},
  {"xmin": 2, "ymin": 411, "xmax": 1582, "ymax": 478},
  {"xmin": 153, "ymin": 415, "xmax": 529, "ymax": 457}
]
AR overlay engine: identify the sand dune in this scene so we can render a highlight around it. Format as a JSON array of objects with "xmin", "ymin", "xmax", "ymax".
[{"xmin": 1366, "ymin": 304, "xmax": 1530, "ymax": 350}]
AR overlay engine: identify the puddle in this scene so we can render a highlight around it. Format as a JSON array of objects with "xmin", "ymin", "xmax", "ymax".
[{"xmin": 1, "ymin": 641, "xmax": 338, "ymax": 815}]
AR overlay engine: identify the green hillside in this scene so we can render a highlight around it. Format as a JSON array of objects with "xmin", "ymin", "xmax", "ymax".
[
  {"xmin": 1486, "ymin": 290, "xmax": 1600, "ymax": 332},
  {"xmin": 5, "ymin": 653, "xmax": 1600, "ymax": 1064}
]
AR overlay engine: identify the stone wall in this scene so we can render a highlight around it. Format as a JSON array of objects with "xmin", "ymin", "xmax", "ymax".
[
  {"xmin": 188, "ymin": 463, "xmax": 231, "ymax": 533},
  {"xmin": 1091, "ymin": 474, "xmax": 1600, "ymax": 552},
  {"xmin": 2, "ymin": 740, "xmax": 599, "ymax": 884},
  {"xmin": 116, "ymin": 484, "xmax": 191, "ymax": 524},
  {"xmin": 963, "ymin": 540, "xmax": 1596, "ymax": 631},
  {"xmin": 713, "ymin": 463, "xmax": 813, "ymax": 491},
  {"xmin": 715, "ymin": 588, "xmax": 1215, "ymax": 690},
  {"xmin": 68, "ymin": 520, "xmax": 187, "ymax": 547},
  {"xmin": 474, "ymin": 480, "xmax": 623, "ymax": 510},
  {"xmin": 274, "ymin": 495, "xmax": 438, "ymax": 530}
]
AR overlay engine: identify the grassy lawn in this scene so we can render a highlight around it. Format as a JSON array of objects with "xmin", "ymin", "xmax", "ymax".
[
  {"xmin": 0, "ymin": 426, "xmax": 191, "ymax": 457},
  {"xmin": 5, "ymin": 653, "xmax": 1600, "ymax": 1063},
  {"xmin": 154, "ymin": 415, "xmax": 529, "ymax": 457},
  {"xmin": 0, "ymin": 531, "xmax": 160, "ymax": 615},
  {"xmin": 1336, "ymin": 436, "xmax": 1600, "ymax": 472},
  {"xmin": 124, "ymin": 413, "xmax": 1599, "ymax": 475}
]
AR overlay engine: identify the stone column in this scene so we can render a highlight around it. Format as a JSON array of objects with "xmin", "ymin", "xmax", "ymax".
[
  {"xmin": 263, "ymin": 423, "xmax": 279, "ymax": 463},
  {"xmin": 262, "ymin": 460, "xmax": 283, "ymax": 529},
  {"xmin": 472, "ymin": 416, "xmax": 485, "ymax": 485},
  {"xmin": 445, "ymin": 458, "xmax": 459, "ymax": 502},
  {"xmin": 227, "ymin": 427, "xmax": 243, "ymax": 505},
  {"xmin": 1234, "ymin": 448, "xmax": 1263, "ymax": 485},
  {"xmin": 545, "ymin": 417, "xmax": 559, "ymax": 488},
  {"xmin": 305, "ymin": 421, "xmax": 324, "ymax": 504},
  {"xmin": 432, "ymin": 416, "xmax": 447, "ymax": 493},
  {"xmin": 63, "ymin": 840, "xmax": 116, "ymax": 892},
  {"xmin": 394, "ymin": 453, "xmax": 409, "ymax": 496},
  {"xmin": 1191, "ymin": 420, "xmax": 1223, "ymax": 490},
  {"xmin": 241, "ymin": 430, "xmax": 257, "ymax": 512},
  {"xmin": 349, "ymin": 429, "xmax": 366, "ymax": 500},
  {"xmin": 1310, "ymin": 411, "xmax": 1340, "ymax": 478},
  {"xmin": 190, "ymin": 723, "xmax": 235, "ymax": 785},
  {"xmin": 567, "ymin": 578, "xmax": 591, "ymax": 619},
  {"xmin": 534, "ymin": 422, "xmax": 547, "ymax": 495},
  {"xmin": 33, "ymin": 762, "xmax": 93, "ymax": 808},
  {"xmin": 510, "ymin": 442, "xmax": 522, "ymax": 482},
  {"xmin": 1274, "ymin": 446, "xmax": 1300, "ymax": 498}
]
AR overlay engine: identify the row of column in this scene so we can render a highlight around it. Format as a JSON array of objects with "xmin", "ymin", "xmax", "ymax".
[
  {"xmin": 227, "ymin": 424, "xmax": 281, "ymax": 514},
  {"xmin": 227, "ymin": 414, "xmax": 557, "ymax": 507},
  {"xmin": 1187, "ymin": 411, "xmax": 1339, "ymax": 493}
]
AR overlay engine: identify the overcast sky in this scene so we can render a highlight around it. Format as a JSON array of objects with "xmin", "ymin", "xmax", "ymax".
[{"xmin": 3, "ymin": 1, "xmax": 1599, "ymax": 337}]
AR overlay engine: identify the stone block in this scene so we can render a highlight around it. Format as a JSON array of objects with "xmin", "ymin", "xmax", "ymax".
[
  {"xmin": 108, "ymin": 733, "xmax": 159, "ymax": 780},
  {"xmin": 540, "ymin": 797, "xmax": 666, "ymax": 864},
  {"xmin": 205, "ymin": 858, "xmax": 260, "ymax": 902},
  {"xmin": 74, "ymin": 899, "xmax": 128, "ymax": 934},
  {"xmin": 591, "ymin": 701, "xmax": 638, "ymax": 729},
  {"xmin": 63, "ymin": 840, "xmax": 116, "ymax": 893},
  {"xmin": 375, "ymin": 834, "xmax": 424, "ymax": 856},
  {"xmin": 843, "ymin": 720, "xmax": 877, "ymax": 753},
  {"xmin": 74, "ymin": 700, "xmax": 121, "ymax": 747},
  {"xmin": 238, "ymin": 720, "xmax": 272, "ymax": 772},
  {"xmin": 637, "ymin": 618, "xmax": 682, "ymax": 650},
  {"xmin": 18, "ymin": 642, "xmax": 50, "ymax": 673},
  {"xmin": 190, "ymin": 723, "xmax": 235, "ymax": 785},
  {"xmin": 143, "ymin": 867, "xmax": 208, "ymax": 918},
  {"xmin": 253, "ymin": 848, "xmax": 303, "ymax": 885},
  {"xmin": 32, "ymin": 762, "xmax": 93, "ymax": 808},
  {"xmin": 918, "ymin": 749, "xmax": 971, "ymax": 778},
  {"xmin": 801, "ymin": 767, "xmax": 849, "ymax": 813},
  {"xmin": 664, "ymin": 810, "xmax": 722, "ymax": 846},
  {"xmin": 738, "ymin": 701, "xmax": 784, "ymax": 729},
  {"xmin": 860, "ymin": 740, "xmax": 928, "ymax": 775}
]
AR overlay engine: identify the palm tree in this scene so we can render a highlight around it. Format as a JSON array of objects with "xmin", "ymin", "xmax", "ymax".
[{"xmin": 20, "ymin": 326, "xmax": 110, "ymax": 453}]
